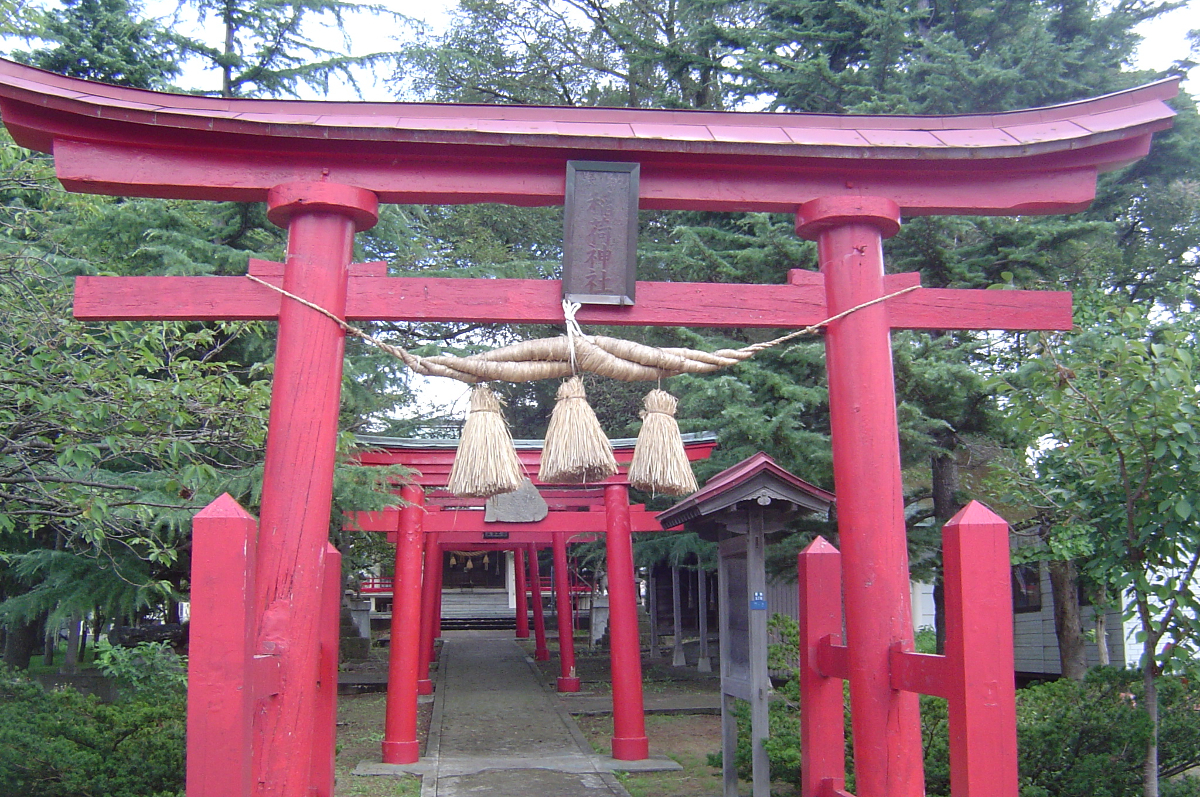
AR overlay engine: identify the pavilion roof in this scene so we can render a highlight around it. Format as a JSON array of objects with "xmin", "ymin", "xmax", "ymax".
[
  {"xmin": 657, "ymin": 451, "xmax": 834, "ymax": 530},
  {"xmin": 0, "ymin": 58, "xmax": 1178, "ymax": 215}
]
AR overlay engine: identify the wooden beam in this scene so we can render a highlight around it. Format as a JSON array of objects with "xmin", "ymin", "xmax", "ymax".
[
  {"xmin": 75, "ymin": 273, "xmax": 1072, "ymax": 331},
  {"xmin": 348, "ymin": 507, "xmax": 662, "ymax": 535},
  {"xmin": 45, "ymin": 137, "xmax": 1116, "ymax": 215}
]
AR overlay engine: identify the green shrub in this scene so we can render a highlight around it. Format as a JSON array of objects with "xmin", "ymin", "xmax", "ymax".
[
  {"xmin": 1162, "ymin": 776, "xmax": 1200, "ymax": 797},
  {"xmin": 712, "ymin": 614, "xmax": 1200, "ymax": 797},
  {"xmin": 94, "ymin": 638, "xmax": 187, "ymax": 699},
  {"xmin": 0, "ymin": 665, "xmax": 185, "ymax": 797}
]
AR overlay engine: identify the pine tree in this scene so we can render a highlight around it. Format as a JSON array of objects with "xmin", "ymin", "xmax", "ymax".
[
  {"xmin": 13, "ymin": 0, "xmax": 180, "ymax": 89},
  {"xmin": 175, "ymin": 0, "xmax": 403, "ymax": 97}
]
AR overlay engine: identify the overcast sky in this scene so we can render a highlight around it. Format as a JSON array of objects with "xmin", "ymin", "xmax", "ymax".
[{"xmin": 136, "ymin": 0, "xmax": 1198, "ymax": 101}]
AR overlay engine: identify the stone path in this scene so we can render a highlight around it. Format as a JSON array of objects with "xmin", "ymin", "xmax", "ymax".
[{"xmin": 355, "ymin": 630, "xmax": 678, "ymax": 797}]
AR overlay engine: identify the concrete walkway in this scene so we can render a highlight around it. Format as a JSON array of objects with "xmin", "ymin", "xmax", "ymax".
[{"xmin": 355, "ymin": 630, "xmax": 678, "ymax": 797}]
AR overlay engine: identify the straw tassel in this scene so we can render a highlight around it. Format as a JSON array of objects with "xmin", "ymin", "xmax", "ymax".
[
  {"xmin": 539, "ymin": 376, "xmax": 618, "ymax": 483},
  {"xmin": 447, "ymin": 384, "xmax": 524, "ymax": 498},
  {"xmin": 628, "ymin": 389, "xmax": 699, "ymax": 496}
]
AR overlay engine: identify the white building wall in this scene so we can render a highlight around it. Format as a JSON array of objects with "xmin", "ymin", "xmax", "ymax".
[
  {"xmin": 1012, "ymin": 562, "xmax": 1131, "ymax": 676},
  {"xmin": 506, "ymin": 551, "xmax": 516, "ymax": 609},
  {"xmin": 911, "ymin": 582, "xmax": 936, "ymax": 632}
]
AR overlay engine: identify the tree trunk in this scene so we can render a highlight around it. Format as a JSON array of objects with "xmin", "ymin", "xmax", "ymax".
[
  {"xmin": 931, "ymin": 448, "xmax": 962, "ymax": 655},
  {"xmin": 932, "ymin": 581, "xmax": 946, "ymax": 655},
  {"xmin": 1095, "ymin": 610, "xmax": 1110, "ymax": 667},
  {"xmin": 78, "ymin": 616, "xmax": 89, "ymax": 665},
  {"xmin": 43, "ymin": 622, "xmax": 56, "ymax": 666},
  {"xmin": 1143, "ymin": 656, "xmax": 1159, "ymax": 797},
  {"xmin": 62, "ymin": 613, "xmax": 82, "ymax": 674},
  {"xmin": 3, "ymin": 614, "xmax": 44, "ymax": 670},
  {"xmin": 1048, "ymin": 559, "xmax": 1087, "ymax": 680}
]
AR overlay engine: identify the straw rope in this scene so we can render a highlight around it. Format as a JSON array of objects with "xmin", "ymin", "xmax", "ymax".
[{"xmin": 246, "ymin": 274, "xmax": 919, "ymax": 383}]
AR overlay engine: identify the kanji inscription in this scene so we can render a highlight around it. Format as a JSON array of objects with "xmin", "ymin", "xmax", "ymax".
[{"xmin": 563, "ymin": 161, "xmax": 639, "ymax": 305}]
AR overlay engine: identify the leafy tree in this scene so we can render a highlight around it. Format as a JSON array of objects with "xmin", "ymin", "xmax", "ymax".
[
  {"xmin": 12, "ymin": 0, "xmax": 181, "ymax": 89},
  {"xmin": 172, "ymin": 0, "xmax": 405, "ymax": 97},
  {"xmin": 991, "ymin": 307, "xmax": 1200, "ymax": 797}
]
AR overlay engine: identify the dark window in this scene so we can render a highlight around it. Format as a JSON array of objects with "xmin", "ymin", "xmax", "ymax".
[{"xmin": 1012, "ymin": 564, "xmax": 1042, "ymax": 613}]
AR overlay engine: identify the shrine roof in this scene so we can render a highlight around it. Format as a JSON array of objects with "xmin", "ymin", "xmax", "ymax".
[
  {"xmin": 0, "ymin": 58, "xmax": 1178, "ymax": 215},
  {"xmin": 657, "ymin": 451, "xmax": 834, "ymax": 529},
  {"xmin": 0, "ymin": 58, "xmax": 1174, "ymax": 160}
]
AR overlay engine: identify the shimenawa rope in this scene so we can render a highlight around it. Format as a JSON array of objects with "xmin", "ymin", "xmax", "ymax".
[{"xmin": 245, "ymin": 274, "xmax": 920, "ymax": 383}]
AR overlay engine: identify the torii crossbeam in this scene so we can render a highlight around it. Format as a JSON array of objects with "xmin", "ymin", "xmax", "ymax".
[{"xmin": 0, "ymin": 57, "xmax": 1176, "ymax": 797}]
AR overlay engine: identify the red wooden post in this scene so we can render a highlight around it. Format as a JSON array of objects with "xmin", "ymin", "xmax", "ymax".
[
  {"xmin": 797, "ymin": 196, "xmax": 924, "ymax": 797},
  {"xmin": 798, "ymin": 537, "xmax": 847, "ymax": 797},
  {"xmin": 943, "ymin": 502, "xmax": 1018, "ymax": 797},
  {"xmin": 433, "ymin": 543, "xmax": 444, "ymax": 640},
  {"xmin": 383, "ymin": 485, "xmax": 426, "ymax": 764},
  {"xmin": 309, "ymin": 543, "xmax": 342, "ymax": 797},
  {"xmin": 251, "ymin": 182, "xmax": 377, "ymax": 795},
  {"xmin": 553, "ymin": 531, "xmax": 581, "ymax": 692},
  {"xmin": 186, "ymin": 494, "xmax": 258, "ymax": 797},
  {"xmin": 605, "ymin": 484, "xmax": 649, "ymax": 761},
  {"xmin": 514, "ymin": 547, "xmax": 530, "ymax": 639},
  {"xmin": 528, "ymin": 543, "xmax": 550, "ymax": 661},
  {"xmin": 417, "ymin": 527, "xmax": 440, "ymax": 694}
]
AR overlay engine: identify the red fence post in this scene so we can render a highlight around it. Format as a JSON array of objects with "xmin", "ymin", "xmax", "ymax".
[
  {"xmin": 514, "ymin": 547, "xmax": 530, "ymax": 639},
  {"xmin": 433, "ymin": 546, "xmax": 444, "ymax": 640},
  {"xmin": 309, "ymin": 543, "xmax": 342, "ymax": 797},
  {"xmin": 383, "ymin": 485, "xmax": 426, "ymax": 764},
  {"xmin": 529, "ymin": 543, "xmax": 550, "ymax": 661},
  {"xmin": 605, "ymin": 484, "xmax": 649, "ymax": 761},
  {"xmin": 186, "ymin": 494, "xmax": 258, "ymax": 797},
  {"xmin": 943, "ymin": 502, "xmax": 1018, "ymax": 797},
  {"xmin": 417, "ymin": 527, "xmax": 440, "ymax": 694},
  {"xmin": 553, "ymin": 531, "xmax": 580, "ymax": 691},
  {"xmin": 798, "ymin": 537, "xmax": 847, "ymax": 797}
]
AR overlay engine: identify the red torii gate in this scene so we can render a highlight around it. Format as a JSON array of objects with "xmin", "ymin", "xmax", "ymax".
[
  {"xmin": 0, "ymin": 58, "xmax": 1177, "ymax": 797},
  {"xmin": 346, "ymin": 435, "xmax": 719, "ymax": 765}
]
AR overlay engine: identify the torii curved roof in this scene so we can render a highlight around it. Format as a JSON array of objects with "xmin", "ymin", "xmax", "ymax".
[{"xmin": 0, "ymin": 58, "xmax": 1177, "ymax": 215}]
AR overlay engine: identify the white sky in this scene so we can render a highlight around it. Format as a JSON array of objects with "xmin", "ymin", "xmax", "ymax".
[{"xmin": 133, "ymin": 0, "xmax": 1200, "ymax": 101}]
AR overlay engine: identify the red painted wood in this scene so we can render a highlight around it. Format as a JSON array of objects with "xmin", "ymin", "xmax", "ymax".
[
  {"xmin": 799, "ymin": 196, "xmax": 924, "ymax": 797},
  {"xmin": 943, "ymin": 502, "xmax": 1019, "ymax": 797},
  {"xmin": 186, "ymin": 494, "xmax": 257, "ymax": 797},
  {"xmin": 889, "ymin": 649, "xmax": 953, "ymax": 699},
  {"xmin": 528, "ymin": 544, "xmax": 550, "ymax": 661},
  {"xmin": 348, "ymin": 506, "xmax": 662, "ymax": 536},
  {"xmin": 383, "ymin": 486, "xmax": 425, "ymax": 764},
  {"xmin": 406, "ymin": 511, "xmax": 660, "ymax": 535},
  {"xmin": 605, "ymin": 485, "xmax": 649, "ymax": 761},
  {"xmin": 44, "ymin": 136, "xmax": 1113, "ymax": 214},
  {"xmin": 73, "ymin": 273, "xmax": 1072, "ymax": 332},
  {"xmin": 309, "ymin": 543, "xmax": 341, "ymax": 797},
  {"xmin": 433, "ymin": 545, "xmax": 444, "ymax": 639},
  {"xmin": 250, "ymin": 184, "xmax": 376, "ymax": 797},
  {"xmin": 418, "ymin": 527, "xmax": 440, "ymax": 690},
  {"xmin": 0, "ymin": 59, "xmax": 1172, "ymax": 186},
  {"xmin": 798, "ymin": 537, "xmax": 847, "ymax": 797},
  {"xmin": 514, "ymin": 548, "xmax": 530, "ymax": 639},
  {"xmin": 815, "ymin": 636, "xmax": 850, "ymax": 680},
  {"xmin": 553, "ymin": 531, "xmax": 581, "ymax": 692}
]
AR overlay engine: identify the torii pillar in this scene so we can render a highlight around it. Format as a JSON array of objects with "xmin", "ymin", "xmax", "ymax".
[
  {"xmin": 253, "ymin": 182, "xmax": 377, "ymax": 793},
  {"xmin": 796, "ymin": 196, "xmax": 923, "ymax": 797}
]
